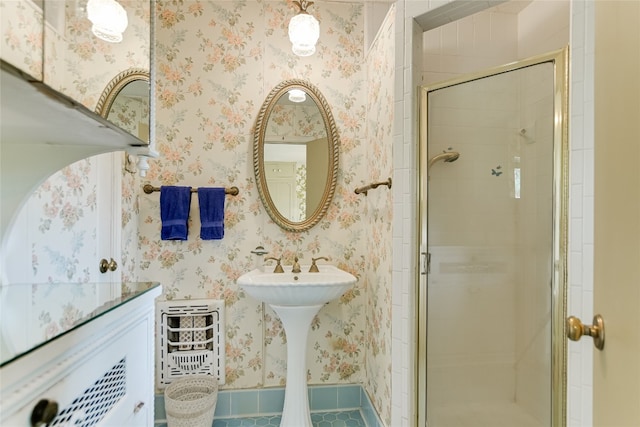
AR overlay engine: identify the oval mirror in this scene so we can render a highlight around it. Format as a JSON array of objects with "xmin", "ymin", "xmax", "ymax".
[
  {"xmin": 254, "ymin": 79, "xmax": 339, "ymax": 232},
  {"xmin": 95, "ymin": 68, "xmax": 150, "ymax": 144}
]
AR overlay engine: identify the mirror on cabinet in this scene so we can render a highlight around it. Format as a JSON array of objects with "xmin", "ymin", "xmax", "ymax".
[
  {"xmin": 95, "ymin": 68, "xmax": 150, "ymax": 173},
  {"xmin": 254, "ymin": 79, "xmax": 339, "ymax": 232},
  {"xmin": 0, "ymin": 0, "xmax": 155, "ymax": 240},
  {"xmin": 95, "ymin": 68, "xmax": 150, "ymax": 143}
]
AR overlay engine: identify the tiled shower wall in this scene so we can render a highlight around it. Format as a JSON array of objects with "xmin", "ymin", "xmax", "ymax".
[
  {"xmin": 421, "ymin": 7, "xmax": 518, "ymax": 85},
  {"xmin": 567, "ymin": 1, "xmax": 595, "ymax": 425}
]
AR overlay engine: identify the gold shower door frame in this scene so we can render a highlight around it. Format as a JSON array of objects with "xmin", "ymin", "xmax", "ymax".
[{"xmin": 416, "ymin": 47, "xmax": 569, "ymax": 427}]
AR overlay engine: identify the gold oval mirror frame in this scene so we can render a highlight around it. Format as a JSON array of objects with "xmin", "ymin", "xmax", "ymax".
[{"xmin": 254, "ymin": 79, "xmax": 339, "ymax": 232}]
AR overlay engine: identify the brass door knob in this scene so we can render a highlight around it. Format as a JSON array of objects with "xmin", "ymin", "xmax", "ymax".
[
  {"xmin": 567, "ymin": 314, "xmax": 605, "ymax": 350},
  {"xmin": 99, "ymin": 258, "xmax": 118, "ymax": 273}
]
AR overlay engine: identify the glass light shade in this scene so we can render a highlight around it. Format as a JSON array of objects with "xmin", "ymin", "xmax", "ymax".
[
  {"xmin": 288, "ymin": 12, "xmax": 319, "ymax": 57},
  {"xmin": 87, "ymin": 0, "xmax": 128, "ymax": 43},
  {"xmin": 288, "ymin": 89, "xmax": 306, "ymax": 103}
]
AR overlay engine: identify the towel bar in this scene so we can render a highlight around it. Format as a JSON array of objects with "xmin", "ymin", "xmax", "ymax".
[{"xmin": 143, "ymin": 184, "xmax": 239, "ymax": 196}]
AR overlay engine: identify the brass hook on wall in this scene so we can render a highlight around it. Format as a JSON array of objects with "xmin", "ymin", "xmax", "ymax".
[{"xmin": 354, "ymin": 177, "xmax": 392, "ymax": 196}]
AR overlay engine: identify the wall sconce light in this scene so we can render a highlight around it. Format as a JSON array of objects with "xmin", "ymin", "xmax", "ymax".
[
  {"xmin": 288, "ymin": 89, "xmax": 306, "ymax": 103},
  {"xmin": 288, "ymin": 0, "xmax": 319, "ymax": 57},
  {"xmin": 87, "ymin": 0, "xmax": 128, "ymax": 43}
]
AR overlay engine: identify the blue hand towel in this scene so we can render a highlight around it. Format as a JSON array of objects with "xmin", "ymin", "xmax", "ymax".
[
  {"xmin": 160, "ymin": 186, "xmax": 192, "ymax": 240},
  {"xmin": 198, "ymin": 187, "xmax": 226, "ymax": 240}
]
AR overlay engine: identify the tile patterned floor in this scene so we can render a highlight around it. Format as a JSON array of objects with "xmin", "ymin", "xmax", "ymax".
[{"xmin": 210, "ymin": 410, "xmax": 367, "ymax": 427}]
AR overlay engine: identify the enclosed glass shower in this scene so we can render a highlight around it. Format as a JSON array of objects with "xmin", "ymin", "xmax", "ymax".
[{"xmin": 417, "ymin": 50, "xmax": 568, "ymax": 427}]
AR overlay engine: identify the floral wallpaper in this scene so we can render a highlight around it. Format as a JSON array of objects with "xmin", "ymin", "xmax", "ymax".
[
  {"xmin": 3, "ymin": 158, "xmax": 99, "ymax": 284},
  {"xmin": 121, "ymin": 165, "xmax": 142, "ymax": 284},
  {"xmin": 266, "ymin": 103, "xmax": 325, "ymax": 139},
  {"xmin": 363, "ymin": 6, "xmax": 395, "ymax": 425},
  {"xmin": 142, "ymin": 0, "xmax": 369, "ymax": 390},
  {"xmin": 295, "ymin": 163, "xmax": 306, "ymax": 220},
  {"xmin": 2, "ymin": 0, "xmax": 395, "ymax": 423},
  {"xmin": 1, "ymin": 0, "xmax": 43, "ymax": 79}
]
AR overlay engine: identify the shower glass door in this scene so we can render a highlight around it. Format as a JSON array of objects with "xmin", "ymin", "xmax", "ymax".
[{"xmin": 417, "ymin": 50, "xmax": 568, "ymax": 427}]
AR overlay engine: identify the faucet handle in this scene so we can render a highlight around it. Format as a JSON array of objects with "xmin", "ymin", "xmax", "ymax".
[
  {"xmin": 309, "ymin": 256, "xmax": 329, "ymax": 272},
  {"xmin": 265, "ymin": 256, "xmax": 284, "ymax": 273},
  {"xmin": 292, "ymin": 256, "xmax": 301, "ymax": 273}
]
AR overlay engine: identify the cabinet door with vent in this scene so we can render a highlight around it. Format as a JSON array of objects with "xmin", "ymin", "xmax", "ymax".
[{"xmin": 3, "ymin": 313, "xmax": 153, "ymax": 427}]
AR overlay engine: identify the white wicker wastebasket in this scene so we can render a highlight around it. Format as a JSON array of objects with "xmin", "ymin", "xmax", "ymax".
[{"xmin": 164, "ymin": 376, "xmax": 218, "ymax": 427}]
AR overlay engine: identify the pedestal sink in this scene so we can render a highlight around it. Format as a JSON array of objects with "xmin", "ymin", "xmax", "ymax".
[{"xmin": 237, "ymin": 265, "xmax": 357, "ymax": 427}]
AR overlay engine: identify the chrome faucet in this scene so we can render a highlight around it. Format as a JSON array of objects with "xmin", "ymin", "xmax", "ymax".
[
  {"xmin": 265, "ymin": 256, "xmax": 284, "ymax": 273},
  {"xmin": 291, "ymin": 256, "xmax": 301, "ymax": 273},
  {"xmin": 309, "ymin": 256, "xmax": 328, "ymax": 272}
]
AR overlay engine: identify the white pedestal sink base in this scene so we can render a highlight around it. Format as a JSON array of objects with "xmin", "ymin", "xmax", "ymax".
[
  {"xmin": 236, "ymin": 266, "xmax": 357, "ymax": 427},
  {"xmin": 271, "ymin": 303, "xmax": 324, "ymax": 427}
]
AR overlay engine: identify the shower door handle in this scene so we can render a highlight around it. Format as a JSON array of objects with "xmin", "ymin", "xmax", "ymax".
[
  {"xmin": 420, "ymin": 252, "xmax": 430, "ymax": 275},
  {"xmin": 567, "ymin": 314, "xmax": 605, "ymax": 350}
]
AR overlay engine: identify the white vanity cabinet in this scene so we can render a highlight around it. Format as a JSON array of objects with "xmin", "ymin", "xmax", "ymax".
[{"xmin": 0, "ymin": 282, "xmax": 161, "ymax": 427}]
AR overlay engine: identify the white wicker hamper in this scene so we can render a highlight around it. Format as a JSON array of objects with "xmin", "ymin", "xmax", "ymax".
[{"xmin": 164, "ymin": 376, "xmax": 218, "ymax": 427}]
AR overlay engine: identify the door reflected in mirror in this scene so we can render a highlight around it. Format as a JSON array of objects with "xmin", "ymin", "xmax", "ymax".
[
  {"xmin": 254, "ymin": 79, "xmax": 339, "ymax": 232},
  {"xmin": 264, "ymin": 92, "xmax": 329, "ymax": 222}
]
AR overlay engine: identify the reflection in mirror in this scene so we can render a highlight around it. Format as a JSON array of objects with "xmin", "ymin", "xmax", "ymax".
[
  {"xmin": 95, "ymin": 68, "xmax": 150, "ymax": 143},
  {"xmin": 254, "ymin": 79, "xmax": 339, "ymax": 232},
  {"xmin": 106, "ymin": 79, "xmax": 150, "ymax": 142},
  {"xmin": 264, "ymin": 94, "xmax": 327, "ymax": 221},
  {"xmin": 96, "ymin": 68, "xmax": 149, "ymax": 173}
]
